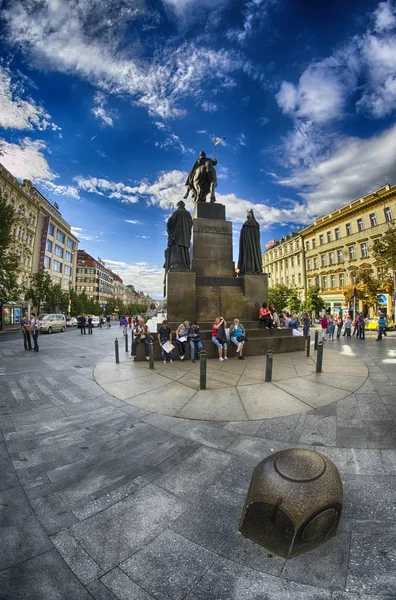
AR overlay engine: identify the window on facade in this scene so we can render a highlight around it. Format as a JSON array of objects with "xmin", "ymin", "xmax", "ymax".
[
  {"xmin": 45, "ymin": 239, "xmax": 52, "ymax": 252},
  {"xmin": 329, "ymin": 252, "xmax": 334, "ymax": 264},
  {"xmin": 298, "ymin": 273, "xmax": 302, "ymax": 285},
  {"xmin": 292, "ymin": 275, "xmax": 295, "ymax": 285},
  {"xmin": 307, "ymin": 259, "xmax": 311, "ymax": 270},
  {"xmin": 361, "ymin": 242, "xmax": 368, "ymax": 257},
  {"xmin": 67, "ymin": 238, "xmax": 74, "ymax": 249},
  {"xmin": 44, "ymin": 256, "xmax": 51, "ymax": 269},
  {"xmin": 348, "ymin": 246, "xmax": 355, "ymax": 260},
  {"xmin": 291, "ymin": 256, "xmax": 294, "ymax": 267},
  {"xmin": 56, "ymin": 230, "xmax": 65, "ymax": 243},
  {"xmin": 285, "ymin": 258, "xmax": 288, "ymax": 268},
  {"xmin": 297, "ymin": 255, "xmax": 300, "ymax": 266},
  {"xmin": 64, "ymin": 265, "xmax": 71, "ymax": 276},
  {"xmin": 335, "ymin": 227, "xmax": 340, "ymax": 239},
  {"xmin": 306, "ymin": 241, "xmax": 310, "ymax": 251},
  {"xmin": 346, "ymin": 223, "xmax": 352, "ymax": 235},
  {"xmin": 357, "ymin": 218, "xmax": 364, "ymax": 232},
  {"xmin": 370, "ymin": 213, "xmax": 377, "ymax": 227},
  {"xmin": 327, "ymin": 231, "xmax": 332, "ymax": 242},
  {"xmin": 312, "ymin": 238, "xmax": 316, "ymax": 249},
  {"xmin": 330, "ymin": 275, "xmax": 336, "ymax": 288},
  {"xmin": 321, "ymin": 276, "xmax": 327, "ymax": 289},
  {"xmin": 384, "ymin": 206, "xmax": 393, "ymax": 222},
  {"xmin": 52, "ymin": 276, "xmax": 61, "ymax": 284},
  {"xmin": 53, "ymin": 259, "xmax": 62, "ymax": 273},
  {"xmin": 319, "ymin": 234, "xmax": 324, "ymax": 245},
  {"xmin": 321, "ymin": 255, "xmax": 326, "ymax": 267},
  {"xmin": 48, "ymin": 223, "xmax": 54, "ymax": 236},
  {"xmin": 337, "ymin": 249, "xmax": 343, "ymax": 262},
  {"xmin": 65, "ymin": 251, "xmax": 72, "ymax": 262},
  {"xmin": 314, "ymin": 258, "xmax": 318, "ymax": 269},
  {"xmin": 339, "ymin": 273, "xmax": 345, "ymax": 286},
  {"xmin": 54, "ymin": 244, "xmax": 63, "ymax": 258}
]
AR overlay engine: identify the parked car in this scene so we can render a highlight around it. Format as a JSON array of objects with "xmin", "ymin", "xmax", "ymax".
[
  {"xmin": 91, "ymin": 316, "xmax": 100, "ymax": 327},
  {"xmin": 38, "ymin": 313, "xmax": 66, "ymax": 334},
  {"xmin": 66, "ymin": 317, "xmax": 77, "ymax": 327}
]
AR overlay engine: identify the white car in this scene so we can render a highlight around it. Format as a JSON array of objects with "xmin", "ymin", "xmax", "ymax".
[
  {"xmin": 66, "ymin": 317, "xmax": 77, "ymax": 327},
  {"xmin": 91, "ymin": 316, "xmax": 101, "ymax": 327}
]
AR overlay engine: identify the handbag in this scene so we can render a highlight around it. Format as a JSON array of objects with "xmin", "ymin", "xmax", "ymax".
[{"xmin": 216, "ymin": 323, "xmax": 227, "ymax": 344}]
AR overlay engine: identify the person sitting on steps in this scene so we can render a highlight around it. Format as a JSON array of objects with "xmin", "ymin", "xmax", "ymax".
[
  {"xmin": 229, "ymin": 318, "xmax": 246, "ymax": 360},
  {"xmin": 131, "ymin": 318, "xmax": 150, "ymax": 361},
  {"xmin": 212, "ymin": 316, "xmax": 228, "ymax": 361},
  {"xmin": 259, "ymin": 302, "xmax": 272, "ymax": 329}
]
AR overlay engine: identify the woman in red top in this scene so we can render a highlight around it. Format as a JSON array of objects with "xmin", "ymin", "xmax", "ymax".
[
  {"xmin": 212, "ymin": 316, "xmax": 228, "ymax": 361},
  {"xmin": 259, "ymin": 302, "xmax": 272, "ymax": 329}
]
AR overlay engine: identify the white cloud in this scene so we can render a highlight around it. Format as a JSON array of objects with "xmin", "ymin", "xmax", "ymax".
[
  {"xmin": 0, "ymin": 65, "xmax": 59, "ymax": 131},
  {"xmin": 237, "ymin": 132, "xmax": 247, "ymax": 146},
  {"xmin": 374, "ymin": 0, "xmax": 396, "ymax": 31},
  {"xmin": 91, "ymin": 91, "xmax": 118, "ymax": 127},
  {"xmin": 70, "ymin": 226, "xmax": 105, "ymax": 242},
  {"xmin": 357, "ymin": 32, "xmax": 396, "ymax": 117},
  {"xmin": 0, "ymin": 137, "xmax": 57, "ymax": 181},
  {"xmin": 41, "ymin": 180, "xmax": 80, "ymax": 199},
  {"xmin": 227, "ymin": 0, "xmax": 277, "ymax": 43},
  {"xmin": 153, "ymin": 122, "xmax": 193, "ymax": 154},
  {"xmin": 202, "ymin": 101, "xmax": 218, "ymax": 112},
  {"xmin": 162, "ymin": 0, "xmax": 227, "ymax": 15},
  {"xmin": 277, "ymin": 123, "xmax": 396, "ymax": 217},
  {"xmin": 74, "ymin": 176, "xmax": 140, "ymax": 203},
  {"xmin": 3, "ymin": 1, "xmax": 254, "ymax": 120},
  {"xmin": 102, "ymin": 258, "xmax": 164, "ymax": 298},
  {"xmin": 125, "ymin": 219, "xmax": 143, "ymax": 224}
]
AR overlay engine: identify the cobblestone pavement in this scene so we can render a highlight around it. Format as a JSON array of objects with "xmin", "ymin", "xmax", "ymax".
[{"xmin": 1, "ymin": 327, "xmax": 396, "ymax": 600}]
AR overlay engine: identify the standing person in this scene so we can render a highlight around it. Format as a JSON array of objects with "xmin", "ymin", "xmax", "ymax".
[
  {"xmin": 158, "ymin": 319, "xmax": 173, "ymax": 363},
  {"xmin": 344, "ymin": 316, "xmax": 352, "ymax": 337},
  {"xmin": 99, "ymin": 315, "xmax": 103, "ymax": 329},
  {"xmin": 120, "ymin": 316, "xmax": 128, "ymax": 336},
  {"xmin": 377, "ymin": 314, "xmax": 386, "ymax": 341},
  {"xmin": 269, "ymin": 304, "xmax": 280, "ymax": 328},
  {"xmin": 87, "ymin": 315, "xmax": 93, "ymax": 334},
  {"xmin": 80, "ymin": 314, "xmax": 87, "ymax": 335},
  {"xmin": 212, "ymin": 316, "xmax": 228, "ymax": 361},
  {"xmin": 336, "ymin": 315, "xmax": 343, "ymax": 339},
  {"xmin": 259, "ymin": 303, "xmax": 272, "ymax": 329},
  {"xmin": 328, "ymin": 314, "xmax": 335, "ymax": 341},
  {"xmin": 187, "ymin": 321, "xmax": 202, "ymax": 363},
  {"xmin": 106, "ymin": 315, "xmax": 111, "ymax": 328},
  {"xmin": 358, "ymin": 313, "xmax": 366, "ymax": 340},
  {"xmin": 128, "ymin": 316, "xmax": 132, "ymax": 329},
  {"xmin": 21, "ymin": 312, "xmax": 32, "ymax": 351},
  {"xmin": 352, "ymin": 316, "xmax": 359, "ymax": 337},
  {"xmin": 303, "ymin": 312, "xmax": 310, "ymax": 340},
  {"xmin": 321, "ymin": 314, "xmax": 328, "ymax": 342},
  {"xmin": 229, "ymin": 318, "xmax": 246, "ymax": 360},
  {"xmin": 175, "ymin": 321, "xmax": 190, "ymax": 360},
  {"xmin": 131, "ymin": 318, "xmax": 150, "ymax": 361},
  {"xmin": 30, "ymin": 312, "xmax": 39, "ymax": 352}
]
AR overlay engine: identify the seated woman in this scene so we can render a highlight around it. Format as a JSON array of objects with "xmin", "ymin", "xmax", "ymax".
[
  {"xmin": 212, "ymin": 316, "xmax": 228, "ymax": 361},
  {"xmin": 187, "ymin": 321, "xmax": 202, "ymax": 363},
  {"xmin": 259, "ymin": 302, "xmax": 272, "ymax": 329},
  {"xmin": 229, "ymin": 318, "xmax": 246, "ymax": 360},
  {"xmin": 175, "ymin": 320, "xmax": 190, "ymax": 360}
]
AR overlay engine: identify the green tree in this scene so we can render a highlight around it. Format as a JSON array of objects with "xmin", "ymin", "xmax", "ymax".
[
  {"xmin": 373, "ymin": 226, "xmax": 396, "ymax": 294},
  {"xmin": 350, "ymin": 264, "xmax": 382, "ymax": 309},
  {"xmin": 305, "ymin": 286, "xmax": 325, "ymax": 317},
  {"xmin": 0, "ymin": 197, "xmax": 20, "ymax": 301},
  {"xmin": 25, "ymin": 268, "xmax": 53, "ymax": 313},
  {"xmin": 287, "ymin": 288, "xmax": 303, "ymax": 315},
  {"xmin": 267, "ymin": 283, "xmax": 291, "ymax": 313},
  {"xmin": 45, "ymin": 283, "xmax": 69, "ymax": 313}
]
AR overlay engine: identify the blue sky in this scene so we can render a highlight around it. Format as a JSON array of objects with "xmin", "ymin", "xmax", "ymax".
[{"xmin": 1, "ymin": 0, "xmax": 396, "ymax": 297}]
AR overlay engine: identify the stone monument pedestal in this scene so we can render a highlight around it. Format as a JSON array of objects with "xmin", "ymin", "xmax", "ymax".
[{"xmin": 166, "ymin": 271, "xmax": 196, "ymax": 323}]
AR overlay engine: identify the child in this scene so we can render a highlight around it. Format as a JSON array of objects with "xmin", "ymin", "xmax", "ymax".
[{"xmin": 344, "ymin": 316, "xmax": 352, "ymax": 338}]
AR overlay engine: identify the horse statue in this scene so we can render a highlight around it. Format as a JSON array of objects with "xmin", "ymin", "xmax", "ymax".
[{"xmin": 184, "ymin": 150, "xmax": 217, "ymax": 203}]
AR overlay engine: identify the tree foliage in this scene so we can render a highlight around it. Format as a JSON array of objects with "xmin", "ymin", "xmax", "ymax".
[
  {"xmin": 25, "ymin": 268, "xmax": 53, "ymax": 312},
  {"xmin": 267, "ymin": 283, "xmax": 291, "ymax": 313},
  {"xmin": 288, "ymin": 288, "xmax": 303, "ymax": 315},
  {"xmin": 305, "ymin": 286, "xmax": 325, "ymax": 317},
  {"xmin": 347, "ymin": 264, "xmax": 382, "ymax": 309},
  {"xmin": 0, "ymin": 198, "xmax": 20, "ymax": 301},
  {"xmin": 373, "ymin": 226, "xmax": 396, "ymax": 293}
]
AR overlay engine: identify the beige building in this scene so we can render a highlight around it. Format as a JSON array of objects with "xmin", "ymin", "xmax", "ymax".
[
  {"xmin": 76, "ymin": 250, "xmax": 114, "ymax": 306},
  {"xmin": 0, "ymin": 164, "xmax": 78, "ymax": 293},
  {"xmin": 262, "ymin": 232, "xmax": 306, "ymax": 301},
  {"xmin": 301, "ymin": 184, "xmax": 396, "ymax": 316}
]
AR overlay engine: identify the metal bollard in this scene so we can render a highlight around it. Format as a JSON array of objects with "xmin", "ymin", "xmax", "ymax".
[
  {"xmin": 314, "ymin": 330, "xmax": 319, "ymax": 350},
  {"xmin": 124, "ymin": 331, "xmax": 128, "ymax": 353},
  {"xmin": 316, "ymin": 342, "xmax": 323, "ymax": 373},
  {"xmin": 115, "ymin": 338, "xmax": 119, "ymax": 364},
  {"xmin": 149, "ymin": 341, "xmax": 154, "ymax": 369},
  {"xmin": 265, "ymin": 351, "xmax": 274, "ymax": 382},
  {"xmin": 200, "ymin": 351, "xmax": 208, "ymax": 390},
  {"xmin": 306, "ymin": 334, "xmax": 311, "ymax": 357}
]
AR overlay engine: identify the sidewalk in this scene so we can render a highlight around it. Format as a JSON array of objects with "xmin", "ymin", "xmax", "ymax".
[{"xmin": 0, "ymin": 328, "xmax": 396, "ymax": 599}]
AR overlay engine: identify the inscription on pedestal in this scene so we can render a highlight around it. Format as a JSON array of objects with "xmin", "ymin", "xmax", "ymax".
[{"xmin": 195, "ymin": 225, "xmax": 229, "ymax": 235}]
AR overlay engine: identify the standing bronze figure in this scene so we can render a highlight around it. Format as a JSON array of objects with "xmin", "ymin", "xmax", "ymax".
[
  {"xmin": 238, "ymin": 209, "xmax": 263, "ymax": 274},
  {"xmin": 184, "ymin": 150, "xmax": 218, "ymax": 203},
  {"xmin": 164, "ymin": 200, "xmax": 193, "ymax": 272}
]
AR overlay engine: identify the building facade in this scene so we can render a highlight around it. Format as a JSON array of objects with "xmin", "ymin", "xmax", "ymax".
[
  {"xmin": 301, "ymin": 184, "xmax": 396, "ymax": 316},
  {"xmin": 262, "ymin": 232, "xmax": 306, "ymax": 301},
  {"xmin": 0, "ymin": 163, "xmax": 78, "ymax": 293},
  {"xmin": 76, "ymin": 250, "xmax": 114, "ymax": 306}
]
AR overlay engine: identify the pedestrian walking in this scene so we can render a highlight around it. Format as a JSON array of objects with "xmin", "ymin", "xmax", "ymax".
[
  {"xmin": 21, "ymin": 312, "xmax": 32, "ymax": 351},
  {"xmin": 128, "ymin": 316, "xmax": 132, "ymax": 329},
  {"xmin": 321, "ymin": 314, "xmax": 328, "ymax": 342},
  {"xmin": 358, "ymin": 313, "xmax": 366, "ymax": 340},
  {"xmin": 87, "ymin": 316, "xmax": 93, "ymax": 334},
  {"xmin": 344, "ymin": 316, "xmax": 352, "ymax": 337},
  {"xmin": 303, "ymin": 312, "xmax": 310, "ymax": 340},
  {"xmin": 120, "ymin": 316, "xmax": 128, "ymax": 335},
  {"xmin": 352, "ymin": 316, "xmax": 359, "ymax": 337},
  {"xmin": 106, "ymin": 315, "xmax": 111, "ymax": 328},
  {"xmin": 336, "ymin": 315, "xmax": 343, "ymax": 339},
  {"xmin": 80, "ymin": 314, "xmax": 87, "ymax": 335},
  {"xmin": 99, "ymin": 316, "xmax": 103, "ymax": 329},
  {"xmin": 30, "ymin": 312, "xmax": 39, "ymax": 352},
  {"xmin": 377, "ymin": 314, "xmax": 386, "ymax": 341}
]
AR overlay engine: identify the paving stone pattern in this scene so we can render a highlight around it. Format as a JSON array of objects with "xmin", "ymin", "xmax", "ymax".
[{"xmin": 0, "ymin": 328, "xmax": 396, "ymax": 599}]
